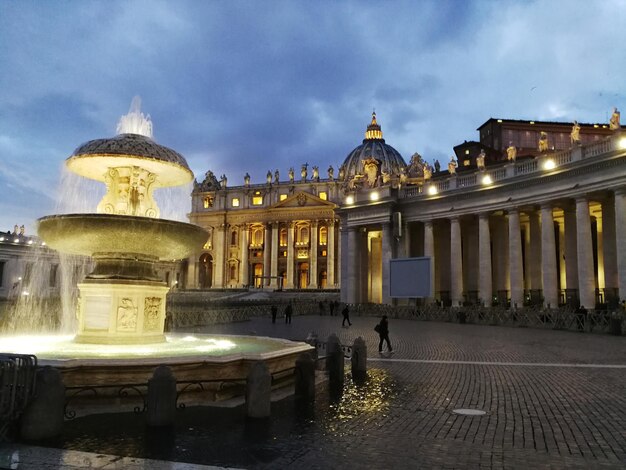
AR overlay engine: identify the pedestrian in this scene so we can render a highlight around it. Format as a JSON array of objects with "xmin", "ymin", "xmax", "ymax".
[
  {"xmin": 329, "ymin": 300, "xmax": 335, "ymax": 316},
  {"xmin": 285, "ymin": 302, "xmax": 293, "ymax": 324},
  {"xmin": 271, "ymin": 305, "xmax": 277, "ymax": 324},
  {"xmin": 375, "ymin": 315, "xmax": 393, "ymax": 353},
  {"xmin": 576, "ymin": 304, "xmax": 587, "ymax": 331},
  {"xmin": 342, "ymin": 304, "xmax": 352, "ymax": 327}
]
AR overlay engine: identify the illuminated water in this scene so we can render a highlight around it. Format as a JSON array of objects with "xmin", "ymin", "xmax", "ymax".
[{"xmin": 0, "ymin": 333, "xmax": 291, "ymax": 362}]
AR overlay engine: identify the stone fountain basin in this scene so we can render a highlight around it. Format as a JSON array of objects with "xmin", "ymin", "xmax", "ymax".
[{"xmin": 38, "ymin": 214, "xmax": 208, "ymax": 260}]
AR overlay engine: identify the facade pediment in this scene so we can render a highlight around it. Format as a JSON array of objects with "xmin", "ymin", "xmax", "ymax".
[{"xmin": 270, "ymin": 191, "xmax": 337, "ymax": 210}]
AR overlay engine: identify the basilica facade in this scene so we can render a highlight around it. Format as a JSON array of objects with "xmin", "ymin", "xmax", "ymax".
[{"xmin": 189, "ymin": 112, "xmax": 626, "ymax": 310}]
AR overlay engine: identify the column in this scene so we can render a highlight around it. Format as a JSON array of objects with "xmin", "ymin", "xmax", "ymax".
[
  {"xmin": 269, "ymin": 223, "xmax": 279, "ymax": 288},
  {"xmin": 478, "ymin": 213, "xmax": 492, "ymax": 307},
  {"xmin": 576, "ymin": 197, "xmax": 595, "ymax": 308},
  {"xmin": 423, "ymin": 220, "xmax": 435, "ymax": 303},
  {"xmin": 286, "ymin": 222, "xmax": 295, "ymax": 288},
  {"xmin": 240, "ymin": 225, "xmax": 249, "ymax": 287},
  {"xmin": 541, "ymin": 204, "xmax": 558, "ymax": 308},
  {"xmin": 564, "ymin": 205, "xmax": 579, "ymax": 295},
  {"xmin": 602, "ymin": 197, "xmax": 618, "ymax": 290},
  {"xmin": 529, "ymin": 211, "xmax": 542, "ymax": 291},
  {"xmin": 345, "ymin": 227, "xmax": 359, "ymax": 304},
  {"xmin": 508, "ymin": 209, "xmax": 524, "ymax": 308},
  {"xmin": 310, "ymin": 221, "xmax": 318, "ymax": 288},
  {"xmin": 263, "ymin": 223, "xmax": 271, "ymax": 286},
  {"xmin": 336, "ymin": 221, "xmax": 342, "ymax": 288},
  {"xmin": 214, "ymin": 225, "xmax": 225, "ymax": 287},
  {"xmin": 614, "ymin": 188, "xmax": 626, "ymax": 300},
  {"xmin": 186, "ymin": 256, "xmax": 197, "ymax": 289},
  {"xmin": 327, "ymin": 220, "xmax": 335, "ymax": 286},
  {"xmin": 382, "ymin": 222, "xmax": 392, "ymax": 305},
  {"xmin": 450, "ymin": 217, "xmax": 464, "ymax": 306}
]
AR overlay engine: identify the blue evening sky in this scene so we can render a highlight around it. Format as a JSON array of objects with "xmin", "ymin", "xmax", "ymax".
[{"xmin": 1, "ymin": 0, "xmax": 625, "ymax": 233}]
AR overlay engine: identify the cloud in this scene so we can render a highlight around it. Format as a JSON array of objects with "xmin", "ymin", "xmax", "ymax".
[{"xmin": 1, "ymin": 0, "xmax": 626, "ymax": 229}]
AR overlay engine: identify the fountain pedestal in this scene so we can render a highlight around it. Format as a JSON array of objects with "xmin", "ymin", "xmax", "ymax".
[{"xmin": 75, "ymin": 280, "xmax": 169, "ymax": 344}]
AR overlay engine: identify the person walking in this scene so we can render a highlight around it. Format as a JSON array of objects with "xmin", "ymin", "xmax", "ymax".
[
  {"xmin": 285, "ymin": 302, "xmax": 293, "ymax": 324},
  {"xmin": 376, "ymin": 315, "xmax": 393, "ymax": 353},
  {"xmin": 342, "ymin": 304, "xmax": 352, "ymax": 327},
  {"xmin": 271, "ymin": 305, "xmax": 277, "ymax": 324}
]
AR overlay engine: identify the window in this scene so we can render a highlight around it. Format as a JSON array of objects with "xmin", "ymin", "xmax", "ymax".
[
  {"xmin": 49, "ymin": 264, "xmax": 58, "ymax": 287},
  {"xmin": 231, "ymin": 230, "xmax": 238, "ymax": 246},
  {"xmin": 321, "ymin": 249, "xmax": 327, "ymax": 257},
  {"xmin": 232, "ymin": 197, "xmax": 240, "ymax": 207},
  {"xmin": 463, "ymin": 160, "xmax": 470, "ymax": 166},
  {"xmin": 253, "ymin": 229, "xmax": 263, "ymax": 246},
  {"xmin": 298, "ymin": 227, "xmax": 309, "ymax": 245},
  {"xmin": 252, "ymin": 196, "xmax": 263, "ymax": 205},
  {"xmin": 229, "ymin": 265, "xmax": 237, "ymax": 280},
  {"xmin": 280, "ymin": 228, "xmax": 287, "ymax": 246},
  {"xmin": 318, "ymin": 191, "xmax": 327, "ymax": 200},
  {"xmin": 319, "ymin": 226, "xmax": 327, "ymax": 245},
  {"xmin": 203, "ymin": 196, "xmax": 214, "ymax": 208},
  {"xmin": 279, "ymin": 194, "xmax": 287, "ymax": 201}
]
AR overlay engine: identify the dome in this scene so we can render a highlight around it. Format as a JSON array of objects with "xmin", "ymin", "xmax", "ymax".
[
  {"xmin": 66, "ymin": 133, "xmax": 193, "ymax": 187},
  {"xmin": 340, "ymin": 112, "xmax": 407, "ymax": 186}
]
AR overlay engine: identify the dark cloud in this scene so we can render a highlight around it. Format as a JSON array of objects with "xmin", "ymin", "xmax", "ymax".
[{"xmin": 1, "ymin": 0, "xmax": 626, "ymax": 231}]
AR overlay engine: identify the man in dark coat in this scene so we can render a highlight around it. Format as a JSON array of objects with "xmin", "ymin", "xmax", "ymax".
[{"xmin": 376, "ymin": 315, "xmax": 393, "ymax": 353}]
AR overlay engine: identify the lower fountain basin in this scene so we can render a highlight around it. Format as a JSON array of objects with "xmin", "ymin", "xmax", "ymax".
[
  {"xmin": 0, "ymin": 333, "xmax": 314, "ymax": 388},
  {"xmin": 37, "ymin": 214, "xmax": 208, "ymax": 260}
]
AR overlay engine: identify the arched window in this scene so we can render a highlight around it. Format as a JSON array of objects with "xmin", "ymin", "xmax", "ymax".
[
  {"xmin": 319, "ymin": 226, "xmax": 327, "ymax": 245},
  {"xmin": 280, "ymin": 228, "xmax": 287, "ymax": 246},
  {"xmin": 298, "ymin": 226, "xmax": 309, "ymax": 244},
  {"xmin": 253, "ymin": 228, "xmax": 263, "ymax": 246},
  {"xmin": 229, "ymin": 264, "xmax": 237, "ymax": 281},
  {"xmin": 231, "ymin": 230, "xmax": 238, "ymax": 246},
  {"xmin": 199, "ymin": 253, "xmax": 213, "ymax": 288}
]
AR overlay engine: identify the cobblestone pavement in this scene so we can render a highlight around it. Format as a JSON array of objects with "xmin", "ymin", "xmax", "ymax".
[{"xmin": 8, "ymin": 315, "xmax": 626, "ymax": 469}]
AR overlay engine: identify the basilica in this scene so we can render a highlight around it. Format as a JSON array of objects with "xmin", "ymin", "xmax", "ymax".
[{"xmin": 188, "ymin": 111, "xmax": 626, "ymax": 310}]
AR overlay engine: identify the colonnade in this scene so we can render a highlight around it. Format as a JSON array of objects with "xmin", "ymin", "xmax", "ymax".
[{"xmin": 342, "ymin": 188, "xmax": 626, "ymax": 308}]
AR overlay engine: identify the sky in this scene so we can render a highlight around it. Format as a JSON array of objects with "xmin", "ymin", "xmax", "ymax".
[{"xmin": 1, "ymin": 0, "xmax": 626, "ymax": 233}]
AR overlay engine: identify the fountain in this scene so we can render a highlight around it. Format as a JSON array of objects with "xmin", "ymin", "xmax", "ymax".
[{"xmin": 1, "ymin": 98, "xmax": 312, "ymax": 395}]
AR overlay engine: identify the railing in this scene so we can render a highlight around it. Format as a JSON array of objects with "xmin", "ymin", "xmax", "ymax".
[
  {"xmin": 398, "ymin": 135, "xmax": 621, "ymax": 200},
  {"xmin": 0, "ymin": 353, "xmax": 37, "ymax": 441}
]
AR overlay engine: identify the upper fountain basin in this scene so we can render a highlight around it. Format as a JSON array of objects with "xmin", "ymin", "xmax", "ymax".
[
  {"xmin": 37, "ymin": 214, "xmax": 208, "ymax": 260},
  {"xmin": 67, "ymin": 133, "xmax": 193, "ymax": 187}
]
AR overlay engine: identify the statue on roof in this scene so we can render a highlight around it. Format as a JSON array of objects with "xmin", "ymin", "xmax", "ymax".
[
  {"xmin": 570, "ymin": 121, "xmax": 581, "ymax": 145},
  {"xmin": 506, "ymin": 142, "xmax": 517, "ymax": 161},
  {"xmin": 195, "ymin": 170, "xmax": 221, "ymax": 191},
  {"xmin": 448, "ymin": 156, "xmax": 457, "ymax": 174},
  {"xmin": 301, "ymin": 163, "xmax": 308, "ymax": 181},
  {"xmin": 327, "ymin": 165, "xmax": 334, "ymax": 180},
  {"xmin": 266, "ymin": 170, "xmax": 272, "ymax": 184},
  {"xmin": 476, "ymin": 149, "xmax": 486, "ymax": 170},
  {"xmin": 423, "ymin": 164, "xmax": 432, "ymax": 180},
  {"xmin": 338, "ymin": 164, "xmax": 346, "ymax": 180},
  {"xmin": 244, "ymin": 172, "xmax": 250, "ymax": 186},
  {"xmin": 434, "ymin": 159, "xmax": 441, "ymax": 173},
  {"xmin": 288, "ymin": 167, "xmax": 294, "ymax": 182},
  {"xmin": 312, "ymin": 166, "xmax": 319, "ymax": 181},
  {"xmin": 610, "ymin": 107, "xmax": 621, "ymax": 130},
  {"xmin": 220, "ymin": 174, "xmax": 227, "ymax": 188},
  {"xmin": 274, "ymin": 169, "xmax": 280, "ymax": 184},
  {"xmin": 538, "ymin": 132, "xmax": 549, "ymax": 152}
]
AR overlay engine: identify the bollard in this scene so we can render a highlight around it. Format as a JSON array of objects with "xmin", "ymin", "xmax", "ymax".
[
  {"xmin": 20, "ymin": 366, "xmax": 65, "ymax": 440},
  {"xmin": 246, "ymin": 361, "xmax": 271, "ymax": 418},
  {"xmin": 305, "ymin": 331, "xmax": 319, "ymax": 362},
  {"xmin": 325, "ymin": 334, "xmax": 344, "ymax": 390},
  {"xmin": 146, "ymin": 365, "xmax": 177, "ymax": 427},
  {"xmin": 351, "ymin": 337, "xmax": 367, "ymax": 378},
  {"xmin": 295, "ymin": 352, "xmax": 316, "ymax": 402}
]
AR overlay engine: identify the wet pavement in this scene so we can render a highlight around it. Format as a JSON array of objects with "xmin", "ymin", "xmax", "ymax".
[{"xmin": 3, "ymin": 314, "xmax": 626, "ymax": 469}]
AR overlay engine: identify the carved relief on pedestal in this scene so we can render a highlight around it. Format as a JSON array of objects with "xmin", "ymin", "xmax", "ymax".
[
  {"xmin": 97, "ymin": 166, "xmax": 159, "ymax": 218},
  {"xmin": 116, "ymin": 297, "xmax": 138, "ymax": 331},
  {"xmin": 144, "ymin": 297, "xmax": 162, "ymax": 332}
]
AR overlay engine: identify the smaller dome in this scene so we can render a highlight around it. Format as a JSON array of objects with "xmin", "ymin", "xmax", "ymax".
[{"xmin": 340, "ymin": 112, "xmax": 407, "ymax": 186}]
